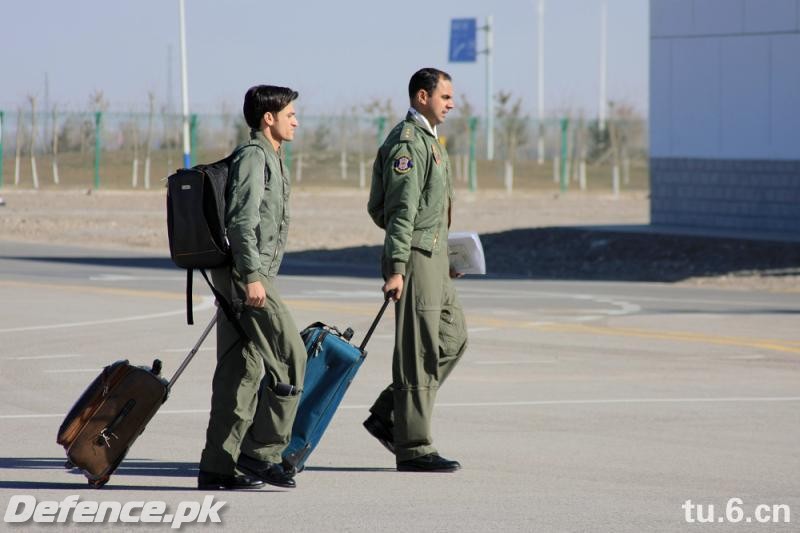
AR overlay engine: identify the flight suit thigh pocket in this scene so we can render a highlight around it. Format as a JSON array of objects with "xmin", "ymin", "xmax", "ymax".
[
  {"xmin": 439, "ymin": 303, "xmax": 467, "ymax": 358},
  {"xmin": 412, "ymin": 305, "xmax": 442, "ymax": 386}
]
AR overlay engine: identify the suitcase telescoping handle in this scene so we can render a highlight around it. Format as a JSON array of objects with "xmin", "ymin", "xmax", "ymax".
[
  {"xmin": 359, "ymin": 290, "xmax": 395, "ymax": 351},
  {"xmin": 167, "ymin": 309, "xmax": 219, "ymax": 391}
]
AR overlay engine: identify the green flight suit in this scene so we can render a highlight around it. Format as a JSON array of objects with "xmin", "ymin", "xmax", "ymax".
[
  {"xmin": 367, "ymin": 113, "xmax": 468, "ymax": 462},
  {"xmin": 199, "ymin": 130, "xmax": 306, "ymax": 474}
]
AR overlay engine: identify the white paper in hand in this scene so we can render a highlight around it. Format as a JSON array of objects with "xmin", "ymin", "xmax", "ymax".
[{"xmin": 447, "ymin": 232, "xmax": 486, "ymax": 275}]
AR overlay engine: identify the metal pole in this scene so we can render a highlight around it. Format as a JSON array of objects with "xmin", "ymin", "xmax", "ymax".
[
  {"xmin": 537, "ymin": 0, "xmax": 545, "ymax": 164},
  {"xmin": 560, "ymin": 118, "xmax": 568, "ymax": 193},
  {"xmin": 468, "ymin": 117, "xmax": 478, "ymax": 192},
  {"xmin": 485, "ymin": 15, "xmax": 494, "ymax": 161},
  {"xmin": 189, "ymin": 113, "xmax": 198, "ymax": 166},
  {"xmin": 598, "ymin": 0, "xmax": 608, "ymax": 132},
  {"xmin": 376, "ymin": 116, "xmax": 386, "ymax": 147},
  {"xmin": 178, "ymin": 0, "xmax": 191, "ymax": 168}
]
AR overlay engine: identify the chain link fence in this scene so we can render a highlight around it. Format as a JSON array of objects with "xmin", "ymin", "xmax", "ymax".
[{"xmin": 0, "ymin": 108, "xmax": 648, "ymax": 192}]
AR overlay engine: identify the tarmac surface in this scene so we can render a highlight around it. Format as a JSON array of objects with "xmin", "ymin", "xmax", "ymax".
[{"xmin": 0, "ymin": 240, "xmax": 798, "ymax": 532}]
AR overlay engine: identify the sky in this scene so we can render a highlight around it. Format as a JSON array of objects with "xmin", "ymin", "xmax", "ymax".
[{"xmin": 0, "ymin": 0, "xmax": 649, "ymax": 119}]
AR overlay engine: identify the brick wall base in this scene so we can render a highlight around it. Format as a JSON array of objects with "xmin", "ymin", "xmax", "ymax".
[{"xmin": 650, "ymin": 158, "xmax": 800, "ymax": 237}]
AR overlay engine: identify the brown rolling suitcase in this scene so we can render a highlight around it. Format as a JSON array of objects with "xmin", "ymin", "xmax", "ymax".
[{"xmin": 56, "ymin": 312, "xmax": 217, "ymax": 488}]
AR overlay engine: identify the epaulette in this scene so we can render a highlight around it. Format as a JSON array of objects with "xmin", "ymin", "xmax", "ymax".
[{"xmin": 399, "ymin": 123, "xmax": 415, "ymax": 143}]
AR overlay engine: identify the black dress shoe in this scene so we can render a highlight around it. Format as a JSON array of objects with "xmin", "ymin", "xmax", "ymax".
[
  {"xmin": 236, "ymin": 454, "xmax": 296, "ymax": 489},
  {"xmin": 363, "ymin": 413, "xmax": 395, "ymax": 453},
  {"xmin": 197, "ymin": 470, "xmax": 265, "ymax": 490},
  {"xmin": 397, "ymin": 453, "xmax": 461, "ymax": 473}
]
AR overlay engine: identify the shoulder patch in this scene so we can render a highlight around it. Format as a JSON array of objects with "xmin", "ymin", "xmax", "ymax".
[
  {"xmin": 393, "ymin": 155, "xmax": 414, "ymax": 174},
  {"xmin": 399, "ymin": 124, "xmax": 415, "ymax": 143}
]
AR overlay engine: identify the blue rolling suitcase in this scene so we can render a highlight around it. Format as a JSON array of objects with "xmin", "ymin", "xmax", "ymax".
[{"xmin": 283, "ymin": 296, "xmax": 391, "ymax": 472}]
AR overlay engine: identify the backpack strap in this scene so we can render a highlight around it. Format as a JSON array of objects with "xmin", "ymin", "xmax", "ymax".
[
  {"xmin": 183, "ymin": 142, "xmax": 269, "ymax": 337},
  {"xmin": 199, "ymin": 269, "xmax": 249, "ymax": 342},
  {"xmin": 230, "ymin": 141, "xmax": 269, "ymax": 185},
  {"xmin": 184, "ymin": 268, "xmax": 249, "ymax": 343}
]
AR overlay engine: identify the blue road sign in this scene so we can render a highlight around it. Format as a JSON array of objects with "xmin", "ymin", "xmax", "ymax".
[{"xmin": 449, "ymin": 18, "xmax": 477, "ymax": 62}]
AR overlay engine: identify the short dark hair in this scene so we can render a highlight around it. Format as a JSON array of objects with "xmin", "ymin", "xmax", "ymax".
[
  {"xmin": 408, "ymin": 68, "xmax": 452, "ymax": 101},
  {"xmin": 243, "ymin": 85, "xmax": 299, "ymax": 129}
]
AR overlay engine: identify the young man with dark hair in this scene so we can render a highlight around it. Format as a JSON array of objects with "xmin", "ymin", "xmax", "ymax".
[
  {"xmin": 197, "ymin": 85, "xmax": 306, "ymax": 490},
  {"xmin": 364, "ymin": 68, "xmax": 468, "ymax": 472}
]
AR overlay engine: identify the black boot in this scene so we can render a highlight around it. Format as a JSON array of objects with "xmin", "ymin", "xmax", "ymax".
[
  {"xmin": 397, "ymin": 453, "xmax": 461, "ymax": 473},
  {"xmin": 363, "ymin": 413, "xmax": 395, "ymax": 454},
  {"xmin": 197, "ymin": 470, "xmax": 265, "ymax": 490},
  {"xmin": 236, "ymin": 454, "xmax": 296, "ymax": 489}
]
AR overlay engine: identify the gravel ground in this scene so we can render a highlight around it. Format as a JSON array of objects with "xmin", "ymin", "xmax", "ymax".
[{"xmin": 0, "ymin": 188, "xmax": 797, "ymax": 291}]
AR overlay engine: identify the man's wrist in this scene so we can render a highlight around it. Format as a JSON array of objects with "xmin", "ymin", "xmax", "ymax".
[
  {"xmin": 391, "ymin": 262, "xmax": 406, "ymax": 276},
  {"xmin": 244, "ymin": 271, "xmax": 260, "ymax": 284}
]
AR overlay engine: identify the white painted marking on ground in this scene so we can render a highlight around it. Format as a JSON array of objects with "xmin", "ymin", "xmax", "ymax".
[
  {"xmin": 0, "ymin": 297, "xmax": 215, "ymax": 334},
  {"xmin": 297, "ymin": 290, "xmax": 382, "ymax": 299},
  {"xmin": 89, "ymin": 274, "xmax": 184, "ymax": 282},
  {"xmin": 473, "ymin": 360, "xmax": 555, "ymax": 365},
  {"xmin": 347, "ymin": 396, "xmax": 800, "ymax": 409},
  {"xmin": 5, "ymin": 396, "xmax": 800, "ymax": 420},
  {"xmin": 43, "ymin": 368, "xmax": 101, "ymax": 374},
  {"xmin": 6, "ymin": 354, "xmax": 83, "ymax": 361}
]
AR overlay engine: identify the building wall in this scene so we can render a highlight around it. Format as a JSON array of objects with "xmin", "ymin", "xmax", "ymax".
[{"xmin": 650, "ymin": 0, "xmax": 800, "ymax": 237}]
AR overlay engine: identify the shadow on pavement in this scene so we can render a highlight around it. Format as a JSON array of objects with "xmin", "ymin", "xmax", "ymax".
[
  {"xmin": 0, "ymin": 480, "xmax": 212, "ymax": 492},
  {"xmin": 0, "ymin": 457, "xmax": 197, "ymax": 478},
  {"xmin": 0, "ymin": 457, "xmax": 283, "ymax": 491},
  {"xmin": 5, "ymin": 225, "xmax": 799, "ymax": 283},
  {"xmin": 302, "ymin": 466, "xmax": 395, "ymax": 473}
]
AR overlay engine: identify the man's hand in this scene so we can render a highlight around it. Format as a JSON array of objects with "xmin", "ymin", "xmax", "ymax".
[
  {"xmin": 449, "ymin": 267, "xmax": 464, "ymax": 279},
  {"xmin": 244, "ymin": 281, "xmax": 266, "ymax": 308},
  {"xmin": 382, "ymin": 273, "xmax": 404, "ymax": 301}
]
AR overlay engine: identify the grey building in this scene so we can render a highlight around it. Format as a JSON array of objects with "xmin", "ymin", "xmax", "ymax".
[{"xmin": 650, "ymin": 0, "xmax": 800, "ymax": 238}]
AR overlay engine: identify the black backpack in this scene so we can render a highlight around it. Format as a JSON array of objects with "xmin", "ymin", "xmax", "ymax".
[{"xmin": 166, "ymin": 144, "xmax": 266, "ymax": 327}]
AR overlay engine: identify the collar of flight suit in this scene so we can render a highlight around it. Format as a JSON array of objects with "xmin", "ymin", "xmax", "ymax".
[
  {"xmin": 407, "ymin": 107, "xmax": 438, "ymax": 139},
  {"xmin": 249, "ymin": 129, "xmax": 281, "ymax": 159}
]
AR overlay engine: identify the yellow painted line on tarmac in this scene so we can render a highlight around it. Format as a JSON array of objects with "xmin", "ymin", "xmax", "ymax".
[
  {"xmin": 467, "ymin": 315, "xmax": 800, "ymax": 355},
  {"xmin": 4, "ymin": 281, "xmax": 797, "ymax": 355},
  {"xmin": 535, "ymin": 323, "xmax": 800, "ymax": 355},
  {"xmin": 285, "ymin": 299, "xmax": 800, "ymax": 355}
]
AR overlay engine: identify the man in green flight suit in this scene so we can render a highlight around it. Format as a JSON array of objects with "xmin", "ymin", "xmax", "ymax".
[
  {"xmin": 364, "ymin": 68, "xmax": 468, "ymax": 472},
  {"xmin": 197, "ymin": 85, "xmax": 306, "ymax": 490}
]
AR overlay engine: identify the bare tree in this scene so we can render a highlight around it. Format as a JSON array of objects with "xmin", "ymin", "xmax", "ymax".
[
  {"xmin": 220, "ymin": 101, "xmax": 237, "ymax": 153},
  {"xmin": 495, "ymin": 92, "xmax": 529, "ymax": 164},
  {"xmin": 607, "ymin": 101, "xmax": 644, "ymax": 194},
  {"xmin": 51, "ymin": 105, "xmax": 60, "ymax": 185},
  {"xmin": 144, "ymin": 92, "xmax": 155, "ymax": 189},
  {"xmin": 128, "ymin": 108, "xmax": 141, "ymax": 187},
  {"xmin": 447, "ymin": 94, "xmax": 475, "ymax": 182},
  {"xmin": 28, "ymin": 95, "xmax": 39, "ymax": 189},
  {"xmin": 363, "ymin": 98, "xmax": 396, "ymax": 147},
  {"xmin": 14, "ymin": 107, "xmax": 23, "ymax": 185}
]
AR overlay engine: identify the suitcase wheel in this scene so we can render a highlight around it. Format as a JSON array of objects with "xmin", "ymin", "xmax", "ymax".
[
  {"xmin": 88, "ymin": 475, "xmax": 110, "ymax": 489},
  {"xmin": 281, "ymin": 459, "xmax": 301, "ymax": 476}
]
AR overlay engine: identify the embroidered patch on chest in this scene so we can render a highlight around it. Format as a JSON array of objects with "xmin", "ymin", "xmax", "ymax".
[
  {"xmin": 432, "ymin": 144, "xmax": 441, "ymax": 165},
  {"xmin": 393, "ymin": 156, "xmax": 414, "ymax": 174}
]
